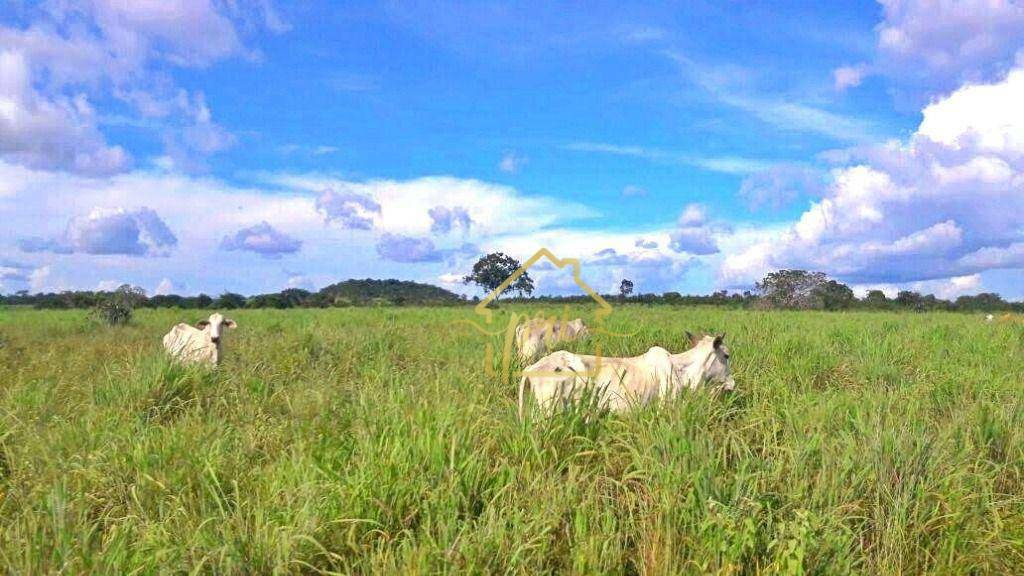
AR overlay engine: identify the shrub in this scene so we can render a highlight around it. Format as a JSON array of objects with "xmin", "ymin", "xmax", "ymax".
[{"xmin": 92, "ymin": 284, "xmax": 146, "ymax": 326}]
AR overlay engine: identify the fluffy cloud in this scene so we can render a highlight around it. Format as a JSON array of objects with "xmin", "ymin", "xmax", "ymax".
[
  {"xmin": 668, "ymin": 204, "xmax": 720, "ymax": 255},
  {"xmin": 276, "ymin": 175, "xmax": 597, "ymax": 237},
  {"xmin": 29, "ymin": 265, "xmax": 52, "ymax": 292},
  {"xmin": 0, "ymin": 160, "xmax": 668, "ymax": 295},
  {"xmin": 917, "ymin": 66, "xmax": 1024, "ymax": 153},
  {"xmin": 739, "ymin": 164, "xmax": 827, "ymax": 210},
  {"xmin": 482, "ymin": 226, "xmax": 700, "ymax": 295},
  {"xmin": 20, "ymin": 207, "xmax": 178, "ymax": 256},
  {"xmin": 580, "ymin": 246, "xmax": 694, "ymax": 294},
  {"xmin": 376, "ymin": 234, "xmax": 443, "ymax": 263},
  {"xmin": 0, "ymin": 50, "xmax": 130, "ymax": 175},
  {"xmin": 316, "ymin": 188, "xmax": 382, "ymax": 230},
  {"xmin": 0, "ymin": 259, "xmax": 32, "ymax": 291},
  {"xmin": 178, "ymin": 94, "xmax": 237, "ymax": 154},
  {"xmin": 429, "ymin": 205, "xmax": 472, "ymax": 234},
  {"xmin": 588, "ymin": 247, "xmax": 674, "ymax": 268},
  {"xmin": 845, "ymin": 0, "xmax": 1024, "ymax": 96},
  {"xmin": 833, "ymin": 64, "xmax": 869, "ymax": 91},
  {"xmin": 66, "ymin": 0, "xmax": 248, "ymax": 67},
  {"xmin": 677, "ymin": 204, "xmax": 706, "ymax": 227},
  {"xmin": 375, "ymin": 234, "xmax": 476, "ymax": 264},
  {"xmin": 722, "ymin": 63, "xmax": 1024, "ymax": 288},
  {"xmin": 285, "ymin": 274, "xmax": 314, "ymax": 290},
  {"xmin": 498, "ymin": 151, "xmax": 527, "ymax": 174},
  {"xmin": 852, "ymin": 273, "xmax": 984, "ymax": 300},
  {"xmin": 438, "ymin": 272, "xmax": 463, "ymax": 285},
  {"xmin": 221, "ymin": 222, "xmax": 302, "ymax": 258},
  {"xmin": 669, "ymin": 229, "xmax": 718, "ymax": 256},
  {"xmin": 0, "ymin": 1, "xmax": 283, "ymax": 174}
]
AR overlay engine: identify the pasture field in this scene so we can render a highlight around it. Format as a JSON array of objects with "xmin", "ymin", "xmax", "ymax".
[{"xmin": 0, "ymin": 305, "xmax": 1023, "ymax": 574}]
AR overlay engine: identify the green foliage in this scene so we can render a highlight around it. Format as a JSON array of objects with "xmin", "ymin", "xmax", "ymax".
[
  {"xmin": 318, "ymin": 278, "xmax": 460, "ymax": 306},
  {"xmin": 90, "ymin": 284, "xmax": 145, "ymax": 326},
  {"xmin": 215, "ymin": 292, "xmax": 247, "ymax": 309},
  {"xmin": 817, "ymin": 279, "xmax": 855, "ymax": 311},
  {"xmin": 756, "ymin": 270, "xmax": 858, "ymax": 311},
  {"xmin": 463, "ymin": 252, "xmax": 534, "ymax": 299},
  {"xmin": 757, "ymin": 269, "xmax": 830, "ymax": 309},
  {"xmin": 956, "ymin": 292, "xmax": 1009, "ymax": 312},
  {"xmin": 619, "ymin": 278, "xmax": 634, "ymax": 299},
  {"xmin": 864, "ymin": 289, "xmax": 890, "ymax": 310},
  {"xmin": 4, "ymin": 274, "xmax": 1023, "ymax": 312},
  {"xmin": 1, "ymin": 306, "xmax": 1023, "ymax": 573}
]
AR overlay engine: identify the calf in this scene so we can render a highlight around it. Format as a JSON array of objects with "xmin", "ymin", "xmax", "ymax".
[{"xmin": 162, "ymin": 312, "xmax": 237, "ymax": 366}]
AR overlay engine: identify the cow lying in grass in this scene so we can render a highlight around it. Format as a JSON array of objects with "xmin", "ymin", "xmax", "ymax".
[
  {"xmin": 518, "ymin": 332, "xmax": 734, "ymax": 418},
  {"xmin": 514, "ymin": 317, "xmax": 589, "ymax": 362},
  {"xmin": 162, "ymin": 313, "xmax": 237, "ymax": 366}
]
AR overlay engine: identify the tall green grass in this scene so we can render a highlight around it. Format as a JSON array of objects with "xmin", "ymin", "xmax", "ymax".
[{"xmin": 0, "ymin": 306, "xmax": 1022, "ymax": 573}]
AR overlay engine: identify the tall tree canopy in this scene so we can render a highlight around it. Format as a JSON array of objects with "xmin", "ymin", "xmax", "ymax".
[{"xmin": 463, "ymin": 252, "xmax": 534, "ymax": 299}]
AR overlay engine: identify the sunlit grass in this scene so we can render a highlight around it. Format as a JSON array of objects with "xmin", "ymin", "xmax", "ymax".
[{"xmin": 0, "ymin": 305, "xmax": 1022, "ymax": 573}]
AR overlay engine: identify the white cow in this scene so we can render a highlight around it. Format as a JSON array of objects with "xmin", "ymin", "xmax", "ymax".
[
  {"xmin": 514, "ymin": 317, "xmax": 589, "ymax": 361},
  {"xmin": 518, "ymin": 332, "xmax": 734, "ymax": 418},
  {"xmin": 986, "ymin": 314, "xmax": 995, "ymax": 322},
  {"xmin": 162, "ymin": 312, "xmax": 237, "ymax": 366}
]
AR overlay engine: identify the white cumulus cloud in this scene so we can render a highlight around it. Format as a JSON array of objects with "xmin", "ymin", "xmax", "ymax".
[{"xmin": 722, "ymin": 62, "xmax": 1024, "ymax": 288}]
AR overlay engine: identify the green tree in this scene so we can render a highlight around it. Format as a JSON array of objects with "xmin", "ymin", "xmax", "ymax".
[
  {"xmin": 896, "ymin": 290, "xmax": 924, "ymax": 311},
  {"xmin": 863, "ymin": 289, "xmax": 889, "ymax": 309},
  {"xmin": 816, "ymin": 279, "xmax": 855, "ymax": 310},
  {"xmin": 756, "ymin": 270, "xmax": 828, "ymax": 309},
  {"xmin": 216, "ymin": 292, "xmax": 247, "ymax": 309},
  {"xmin": 92, "ymin": 284, "xmax": 146, "ymax": 326},
  {"xmin": 619, "ymin": 279, "xmax": 634, "ymax": 299},
  {"xmin": 955, "ymin": 292, "xmax": 1007, "ymax": 312},
  {"xmin": 463, "ymin": 252, "xmax": 534, "ymax": 300}
]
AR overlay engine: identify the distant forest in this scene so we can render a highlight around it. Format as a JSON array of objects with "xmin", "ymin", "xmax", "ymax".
[{"xmin": 2, "ymin": 276, "xmax": 1022, "ymax": 313}]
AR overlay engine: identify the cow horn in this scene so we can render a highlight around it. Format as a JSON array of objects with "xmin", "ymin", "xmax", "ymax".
[{"xmin": 686, "ymin": 331, "xmax": 699, "ymax": 347}]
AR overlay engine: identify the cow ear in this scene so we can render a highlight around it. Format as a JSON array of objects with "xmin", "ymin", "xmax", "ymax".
[
  {"xmin": 686, "ymin": 331, "xmax": 699, "ymax": 347},
  {"xmin": 713, "ymin": 333, "xmax": 726, "ymax": 349},
  {"xmin": 224, "ymin": 319, "xmax": 237, "ymax": 329},
  {"xmin": 196, "ymin": 320, "xmax": 210, "ymax": 329}
]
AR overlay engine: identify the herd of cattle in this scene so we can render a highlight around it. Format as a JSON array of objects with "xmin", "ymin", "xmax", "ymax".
[{"xmin": 162, "ymin": 313, "xmax": 735, "ymax": 417}]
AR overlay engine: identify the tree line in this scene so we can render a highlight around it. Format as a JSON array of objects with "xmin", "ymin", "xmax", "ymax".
[
  {"xmin": 1, "ymin": 279, "xmax": 467, "ymax": 310},
  {"xmin": 3, "ymin": 268, "xmax": 1021, "ymax": 313}
]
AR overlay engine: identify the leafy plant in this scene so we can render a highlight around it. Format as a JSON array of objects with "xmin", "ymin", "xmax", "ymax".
[{"xmin": 91, "ymin": 284, "xmax": 145, "ymax": 326}]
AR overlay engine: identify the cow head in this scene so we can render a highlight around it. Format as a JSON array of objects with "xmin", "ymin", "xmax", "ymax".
[
  {"xmin": 567, "ymin": 318, "xmax": 588, "ymax": 337},
  {"xmin": 684, "ymin": 331, "xmax": 735, "ymax": 392},
  {"xmin": 196, "ymin": 313, "xmax": 237, "ymax": 345}
]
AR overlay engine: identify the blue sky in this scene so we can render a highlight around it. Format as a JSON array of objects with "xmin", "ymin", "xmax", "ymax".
[{"xmin": 2, "ymin": 1, "xmax": 1024, "ymax": 299}]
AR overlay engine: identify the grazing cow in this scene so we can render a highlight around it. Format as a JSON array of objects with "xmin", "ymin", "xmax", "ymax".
[
  {"xmin": 518, "ymin": 332, "xmax": 734, "ymax": 418},
  {"xmin": 162, "ymin": 312, "xmax": 237, "ymax": 366},
  {"xmin": 514, "ymin": 317, "xmax": 588, "ymax": 361},
  {"xmin": 986, "ymin": 314, "xmax": 995, "ymax": 322}
]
